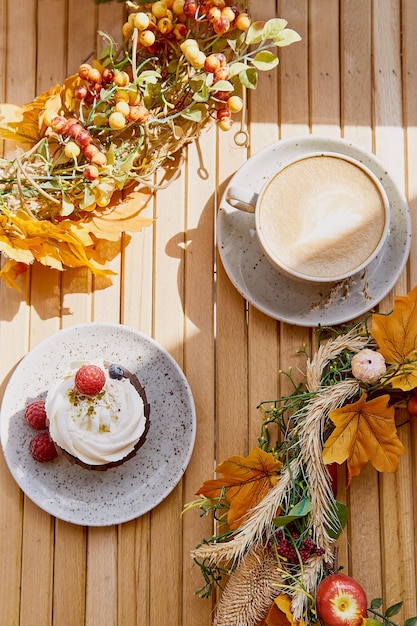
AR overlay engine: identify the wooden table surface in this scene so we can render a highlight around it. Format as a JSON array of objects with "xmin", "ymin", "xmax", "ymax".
[{"xmin": 1, "ymin": 1, "xmax": 416, "ymax": 624}]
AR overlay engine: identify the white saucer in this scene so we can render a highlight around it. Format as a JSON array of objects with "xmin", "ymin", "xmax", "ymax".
[
  {"xmin": 0, "ymin": 324, "xmax": 196, "ymax": 526},
  {"xmin": 218, "ymin": 136, "xmax": 411, "ymax": 327}
]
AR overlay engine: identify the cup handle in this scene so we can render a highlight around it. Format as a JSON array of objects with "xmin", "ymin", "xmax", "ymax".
[{"xmin": 226, "ymin": 186, "xmax": 258, "ymax": 213}]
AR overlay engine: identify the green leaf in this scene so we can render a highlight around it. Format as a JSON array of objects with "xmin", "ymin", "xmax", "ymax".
[
  {"xmin": 404, "ymin": 617, "xmax": 417, "ymax": 626},
  {"xmin": 370, "ymin": 598, "xmax": 384, "ymax": 610},
  {"xmin": 211, "ymin": 79, "xmax": 234, "ymax": 92},
  {"xmin": 180, "ymin": 103, "xmax": 207, "ymax": 123},
  {"xmin": 137, "ymin": 70, "xmax": 161, "ymax": 85},
  {"xmin": 262, "ymin": 18, "xmax": 288, "ymax": 40},
  {"xmin": 245, "ymin": 21, "xmax": 266, "ymax": 45},
  {"xmin": 79, "ymin": 185, "xmax": 96, "ymax": 210},
  {"xmin": 326, "ymin": 501, "xmax": 348, "ymax": 539},
  {"xmin": 385, "ymin": 602, "xmax": 403, "ymax": 618},
  {"xmin": 274, "ymin": 28, "xmax": 302, "ymax": 47},
  {"xmin": 252, "ymin": 51, "xmax": 279, "ymax": 72},
  {"xmin": 273, "ymin": 498, "xmax": 312, "ymax": 527},
  {"xmin": 61, "ymin": 194, "xmax": 75, "ymax": 217},
  {"xmin": 192, "ymin": 84, "xmax": 210, "ymax": 103},
  {"xmin": 228, "ymin": 62, "xmax": 249, "ymax": 78},
  {"xmin": 238, "ymin": 67, "xmax": 258, "ymax": 90}
]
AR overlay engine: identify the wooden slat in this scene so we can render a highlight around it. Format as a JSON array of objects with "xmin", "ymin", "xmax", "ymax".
[
  {"xmin": 402, "ymin": 0, "xmax": 417, "ymax": 289},
  {"xmin": 181, "ymin": 129, "xmax": 217, "ymax": 625},
  {"xmin": 310, "ymin": 0, "xmax": 341, "ymax": 137},
  {"xmin": 245, "ymin": 1, "xmax": 280, "ymax": 449},
  {"xmin": 149, "ymin": 160, "xmax": 186, "ymax": 625},
  {"xmin": 340, "ymin": 0, "xmax": 382, "ymax": 598}
]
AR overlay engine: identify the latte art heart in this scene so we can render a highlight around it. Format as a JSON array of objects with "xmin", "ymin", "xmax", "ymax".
[{"xmin": 257, "ymin": 155, "xmax": 387, "ymax": 280}]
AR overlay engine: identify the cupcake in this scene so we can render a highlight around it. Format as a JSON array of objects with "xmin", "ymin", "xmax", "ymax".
[{"xmin": 44, "ymin": 361, "xmax": 150, "ymax": 470}]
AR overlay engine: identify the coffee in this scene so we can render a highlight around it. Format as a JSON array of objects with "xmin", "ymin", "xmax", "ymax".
[{"xmin": 256, "ymin": 154, "xmax": 388, "ymax": 280}]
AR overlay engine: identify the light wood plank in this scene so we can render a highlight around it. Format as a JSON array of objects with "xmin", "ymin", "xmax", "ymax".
[
  {"xmin": 86, "ymin": 527, "xmax": 118, "ymax": 626},
  {"xmin": 402, "ymin": 0, "xmax": 417, "ymax": 289},
  {"xmin": 310, "ymin": 0, "xmax": 341, "ymax": 137},
  {"xmin": 181, "ymin": 128, "xmax": 217, "ymax": 625},
  {"xmin": 340, "ymin": 0, "xmax": 382, "ymax": 596},
  {"xmin": 148, "ymin": 150, "xmax": 186, "ymax": 626}
]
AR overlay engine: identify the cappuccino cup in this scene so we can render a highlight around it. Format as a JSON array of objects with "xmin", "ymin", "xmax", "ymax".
[{"xmin": 226, "ymin": 153, "xmax": 390, "ymax": 283}]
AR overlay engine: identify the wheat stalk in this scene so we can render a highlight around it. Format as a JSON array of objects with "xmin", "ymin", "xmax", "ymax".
[{"xmin": 191, "ymin": 458, "xmax": 301, "ymax": 566}]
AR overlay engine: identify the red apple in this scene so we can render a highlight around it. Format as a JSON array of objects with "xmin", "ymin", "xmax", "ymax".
[{"xmin": 316, "ymin": 574, "xmax": 368, "ymax": 626}]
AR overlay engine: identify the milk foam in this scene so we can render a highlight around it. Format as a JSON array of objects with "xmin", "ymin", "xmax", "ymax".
[
  {"xmin": 257, "ymin": 156, "xmax": 387, "ymax": 279},
  {"xmin": 46, "ymin": 361, "xmax": 146, "ymax": 465}
]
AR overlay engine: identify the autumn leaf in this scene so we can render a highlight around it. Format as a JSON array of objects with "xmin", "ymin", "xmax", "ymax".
[
  {"xmin": 0, "ymin": 85, "xmax": 62, "ymax": 144},
  {"xmin": 322, "ymin": 393, "xmax": 405, "ymax": 486},
  {"xmin": 371, "ymin": 286, "xmax": 417, "ymax": 390},
  {"xmin": 261, "ymin": 595, "xmax": 306, "ymax": 626},
  {"xmin": 196, "ymin": 447, "xmax": 282, "ymax": 530}
]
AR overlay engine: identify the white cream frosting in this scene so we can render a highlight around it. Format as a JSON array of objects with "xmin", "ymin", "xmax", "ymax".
[{"xmin": 46, "ymin": 362, "xmax": 146, "ymax": 465}]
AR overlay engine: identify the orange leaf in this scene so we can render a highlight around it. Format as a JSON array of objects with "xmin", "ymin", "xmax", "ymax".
[
  {"xmin": 196, "ymin": 447, "xmax": 282, "ymax": 530},
  {"xmin": 78, "ymin": 189, "xmax": 153, "ymax": 241},
  {"xmin": 371, "ymin": 286, "xmax": 417, "ymax": 390},
  {"xmin": 261, "ymin": 595, "xmax": 307, "ymax": 626},
  {"xmin": 322, "ymin": 393, "xmax": 405, "ymax": 486}
]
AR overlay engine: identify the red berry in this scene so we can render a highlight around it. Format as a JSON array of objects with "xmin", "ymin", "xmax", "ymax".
[
  {"xmin": 25, "ymin": 400, "xmax": 48, "ymax": 430},
  {"xmin": 407, "ymin": 394, "xmax": 417, "ymax": 417},
  {"xmin": 29, "ymin": 433, "xmax": 58, "ymax": 462},
  {"xmin": 74, "ymin": 365, "xmax": 106, "ymax": 395}
]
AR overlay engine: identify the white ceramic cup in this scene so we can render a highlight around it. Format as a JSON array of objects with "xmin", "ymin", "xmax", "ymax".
[{"xmin": 226, "ymin": 152, "xmax": 390, "ymax": 283}]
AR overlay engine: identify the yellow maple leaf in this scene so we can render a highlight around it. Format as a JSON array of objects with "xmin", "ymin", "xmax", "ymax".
[
  {"xmin": 196, "ymin": 447, "xmax": 282, "ymax": 530},
  {"xmin": 0, "ymin": 85, "xmax": 62, "ymax": 144},
  {"xmin": 371, "ymin": 286, "xmax": 417, "ymax": 390},
  {"xmin": 0, "ymin": 209, "xmax": 113, "ymax": 277},
  {"xmin": 84, "ymin": 189, "xmax": 153, "ymax": 241},
  {"xmin": 322, "ymin": 393, "xmax": 405, "ymax": 486}
]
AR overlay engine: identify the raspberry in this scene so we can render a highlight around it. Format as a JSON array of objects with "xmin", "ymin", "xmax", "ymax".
[
  {"xmin": 29, "ymin": 433, "xmax": 58, "ymax": 462},
  {"xmin": 24, "ymin": 400, "xmax": 47, "ymax": 430},
  {"xmin": 74, "ymin": 365, "xmax": 106, "ymax": 395}
]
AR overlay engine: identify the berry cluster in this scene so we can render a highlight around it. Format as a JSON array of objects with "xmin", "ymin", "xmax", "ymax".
[
  {"xmin": 276, "ymin": 532, "xmax": 325, "ymax": 565},
  {"xmin": 24, "ymin": 399, "xmax": 58, "ymax": 463},
  {"xmin": 45, "ymin": 110, "xmax": 108, "ymax": 182}
]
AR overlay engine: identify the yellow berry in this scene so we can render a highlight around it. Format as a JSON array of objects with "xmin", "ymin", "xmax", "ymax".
[
  {"xmin": 78, "ymin": 63, "xmax": 92, "ymax": 80},
  {"xmin": 158, "ymin": 17, "xmax": 173, "ymax": 34},
  {"xmin": 109, "ymin": 112, "xmax": 127, "ymax": 130},
  {"xmin": 113, "ymin": 71, "xmax": 130, "ymax": 87},
  {"xmin": 64, "ymin": 141, "xmax": 81, "ymax": 159},
  {"xmin": 235, "ymin": 12, "xmax": 251, "ymax": 30},
  {"xmin": 185, "ymin": 49, "xmax": 206, "ymax": 69},
  {"xmin": 91, "ymin": 151, "xmax": 108, "ymax": 167},
  {"xmin": 152, "ymin": 1, "xmax": 167, "ymax": 18},
  {"xmin": 114, "ymin": 89, "xmax": 130, "ymax": 103},
  {"xmin": 227, "ymin": 95, "xmax": 243, "ymax": 113},
  {"xmin": 172, "ymin": 0, "xmax": 185, "ymax": 14},
  {"xmin": 139, "ymin": 29, "xmax": 156, "ymax": 47},
  {"xmin": 87, "ymin": 67, "xmax": 102, "ymax": 83},
  {"xmin": 122, "ymin": 21, "xmax": 134, "ymax": 38},
  {"xmin": 114, "ymin": 100, "xmax": 130, "ymax": 116},
  {"xmin": 43, "ymin": 109, "xmax": 58, "ymax": 126},
  {"xmin": 218, "ymin": 118, "xmax": 233, "ymax": 131},
  {"xmin": 133, "ymin": 12, "xmax": 150, "ymax": 30},
  {"xmin": 180, "ymin": 38, "xmax": 199, "ymax": 53}
]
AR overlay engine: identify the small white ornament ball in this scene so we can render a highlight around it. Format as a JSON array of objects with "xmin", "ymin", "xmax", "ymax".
[{"xmin": 351, "ymin": 348, "xmax": 387, "ymax": 384}]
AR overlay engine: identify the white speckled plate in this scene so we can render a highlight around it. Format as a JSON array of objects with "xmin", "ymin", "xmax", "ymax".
[
  {"xmin": 218, "ymin": 136, "xmax": 411, "ymax": 326},
  {"xmin": 0, "ymin": 323, "xmax": 196, "ymax": 526}
]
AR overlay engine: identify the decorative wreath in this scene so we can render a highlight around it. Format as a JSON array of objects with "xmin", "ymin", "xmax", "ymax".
[
  {"xmin": 185, "ymin": 287, "xmax": 417, "ymax": 626},
  {"xmin": 0, "ymin": 0, "xmax": 300, "ymax": 289}
]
